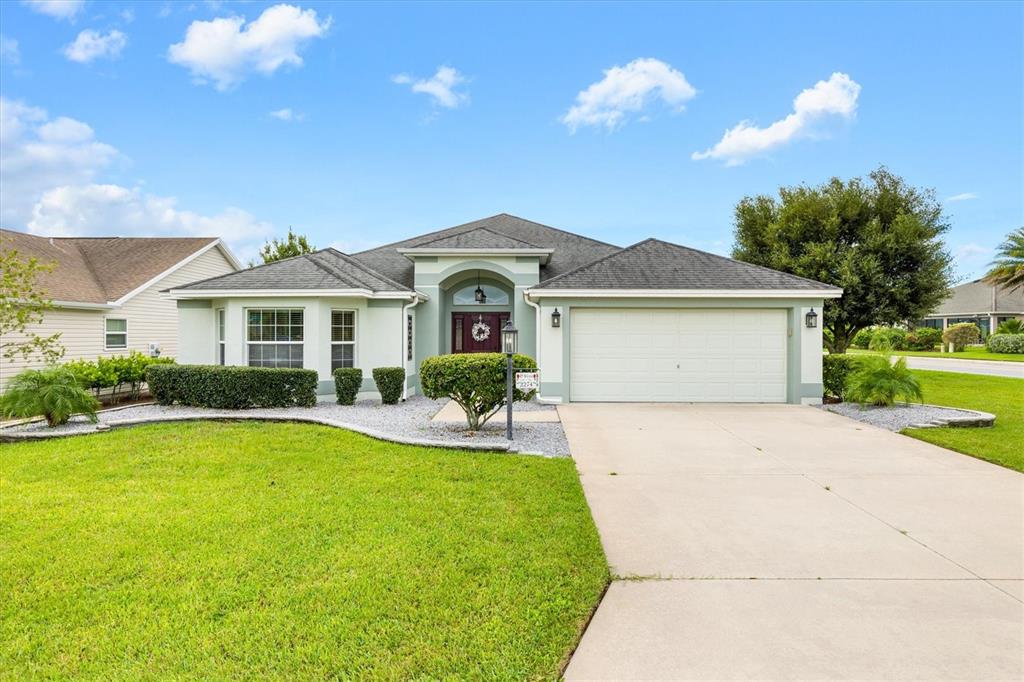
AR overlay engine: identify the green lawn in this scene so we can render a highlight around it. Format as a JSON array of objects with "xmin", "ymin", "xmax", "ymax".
[
  {"xmin": 904, "ymin": 370, "xmax": 1024, "ymax": 473},
  {"xmin": 849, "ymin": 348, "xmax": 1024, "ymax": 362},
  {"xmin": 1, "ymin": 422, "xmax": 609, "ymax": 679}
]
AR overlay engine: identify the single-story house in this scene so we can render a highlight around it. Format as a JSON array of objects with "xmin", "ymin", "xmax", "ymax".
[
  {"xmin": 921, "ymin": 279, "xmax": 1024, "ymax": 336},
  {"xmin": 1, "ymin": 229, "xmax": 239, "ymax": 389},
  {"xmin": 166, "ymin": 214, "xmax": 841, "ymax": 404}
]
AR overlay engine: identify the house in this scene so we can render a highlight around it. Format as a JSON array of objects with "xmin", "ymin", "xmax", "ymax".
[
  {"xmin": 921, "ymin": 279, "xmax": 1024, "ymax": 336},
  {"xmin": 166, "ymin": 214, "xmax": 841, "ymax": 404},
  {"xmin": 0, "ymin": 229, "xmax": 240, "ymax": 389}
]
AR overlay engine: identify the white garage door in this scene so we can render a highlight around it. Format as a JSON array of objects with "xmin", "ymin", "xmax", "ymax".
[{"xmin": 570, "ymin": 308, "xmax": 788, "ymax": 402}]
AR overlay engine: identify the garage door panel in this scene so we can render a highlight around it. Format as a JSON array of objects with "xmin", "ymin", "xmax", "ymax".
[{"xmin": 571, "ymin": 308, "xmax": 788, "ymax": 403}]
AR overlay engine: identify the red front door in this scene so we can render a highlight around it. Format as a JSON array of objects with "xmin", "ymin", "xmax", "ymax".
[{"xmin": 452, "ymin": 312, "xmax": 509, "ymax": 353}]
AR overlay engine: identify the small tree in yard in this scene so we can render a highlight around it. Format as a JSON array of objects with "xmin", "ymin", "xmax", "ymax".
[
  {"xmin": 942, "ymin": 322, "xmax": 981, "ymax": 351},
  {"xmin": 0, "ymin": 240, "xmax": 64, "ymax": 366},
  {"xmin": 419, "ymin": 353, "xmax": 537, "ymax": 430},
  {"xmin": 732, "ymin": 167, "xmax": 953, "ymax": 353},
  {"xmin": 255, "ymin": 228, "xmax": 316, "ymax": 265}
]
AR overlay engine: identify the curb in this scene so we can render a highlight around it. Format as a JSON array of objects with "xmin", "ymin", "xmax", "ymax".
[{"xmin": 0, "ymin": 413, "xmax": 512, "ymax": 452}]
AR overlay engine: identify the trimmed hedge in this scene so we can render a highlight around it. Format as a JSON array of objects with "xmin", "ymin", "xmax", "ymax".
[
  {"xmin": 823, "ymin": 354, "xmax": 860, "ymax": 401},
  {"xmin": 905, "ymin": 327, "xmax": 942, "ymax": 351},
  {"xmin": 986, "ymin": 333, "xmax": 1024, "ymax": 354},
  {"xmin": 333, "ymin": 367, "xmax": 363, "ymax": 405},
  {"xmin": 420, "ymin": 353, "xmax": 537, "ymax": 430},
  {"xmin": 146, "ymin": 364, "xmax": 317, "ymax": 409},
  {"xmin": 372, "ymin": 367, "xmax": 405, "ymax": 405},
  {"xmin": 942, "ymin": 322, "xmax": 981, "ymax": 351}
]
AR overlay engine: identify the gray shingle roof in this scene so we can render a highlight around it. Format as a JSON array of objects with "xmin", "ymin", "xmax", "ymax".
[
  {"xmin": 172, "ymin": 248, "xmax": 412, "ymax": 292},
  {"xmin": 352, "ymin": 213, "xmax": 620, "ymax": 287},
  {"xmin": 533, "ymin": 238, "xmax": 840, "ymax": 290},
  {"xmin": 409, "ymin": 226, "xmax": 545, "ymax": 250},
  {"xmin": 928, "ymin": 280, "xmax": 1024, "ymax": 316}
]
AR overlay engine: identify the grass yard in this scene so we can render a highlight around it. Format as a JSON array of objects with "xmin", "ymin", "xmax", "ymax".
[
  {"xmin": 904, "ymin": 370, "xmax": 1024, "ymax": 473},
  {"xmin": 849, "ymin": 348, "xmax": 1024, "ymax": 362},
  {"xmin": 1, "ymin": 422, "xmax": 609, "ymax": 679}
]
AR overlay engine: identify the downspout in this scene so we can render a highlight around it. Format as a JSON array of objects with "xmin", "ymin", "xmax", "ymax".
[
  {"xmin": 401, "ymin": 293, "xmax": 423, "ymax": 401},
  {"xmin": 523, "ymin": 290, "xmax": 542, "ymax": 397}
]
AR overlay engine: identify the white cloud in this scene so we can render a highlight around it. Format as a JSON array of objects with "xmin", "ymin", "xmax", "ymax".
[
  {"xmin": 268, "ymin": 107, "xmax": 304, "ymax": 121},
  {"xmin": 392, "ymin": 65, "xmax": 469, "ymax": 109},
  {"xmin": 693, "ymin": 72, "xmax": 861, "ymax": 165},
  {"xmin": 21, "ymin": 0, "xmax": 85, "ymax": 20},
  {"xmin": 0, "ymin": 97, "xmax": 119, "ymax": 227},
  {"xmin": 167, "ymin": 4, "xmax": 331, "ymax": 90},
  {"xmin": 63, "ymin": 29, "xmax": 127, "ymax": 63},
  {"xmin": 1, "ymin": 35, "xmax": 20, "ymax": 66},
  {"xmin": 954, "ymin": 243, "xmax": 990, "ymax": 259},
  {"xmin": 945, "ymin": 192, "xmax": 978, "ymax": 203},
  {"xmin": 561, "ymin": 58, "xmax": 697, "ymax": 133}
]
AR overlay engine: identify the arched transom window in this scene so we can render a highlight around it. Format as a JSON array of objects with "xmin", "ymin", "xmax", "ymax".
[{"xmin": 452, "ymin": 283, "xmax": 509, "ymax": 305}]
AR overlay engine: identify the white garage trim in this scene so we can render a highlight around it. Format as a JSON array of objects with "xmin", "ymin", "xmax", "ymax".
[{"xmin": 570, "ymin": 308, "xmax": 788, "ymax": 403}]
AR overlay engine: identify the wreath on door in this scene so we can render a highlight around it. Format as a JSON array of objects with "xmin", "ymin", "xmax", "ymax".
[{"xmin": 471, "ymin": 320, "xmax": 491, "ymax": 342}]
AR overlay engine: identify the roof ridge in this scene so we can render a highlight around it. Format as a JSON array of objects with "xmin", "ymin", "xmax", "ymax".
[
  {"xmin": 494, "ymin": 213, "xmax": 621, "ymax": 249},
  {"xmin": 533, "ymin": 239, "xmax": 648, "ymax": 288},
  {"xmin": 163, "ymin": 248, "xmax": 319, "ymax": 290},
  {"xmin": 306, "ymin": 251, "xmax": 365, "ymax": 288},
  {"xmin": 323, "ymin": 248, "xmax": 413, "ymax": 291},
  {"xmin": 413, "ymin": 225, "xmax": 545, "ymax": 249},
  {"xmin": 68, "ymin": 240, "xmax": 109, "ymax": 301}
]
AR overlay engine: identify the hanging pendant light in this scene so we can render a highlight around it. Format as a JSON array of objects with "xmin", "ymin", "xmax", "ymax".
[{"xmin": 474, "ymin": 270, "xmax": 486, "ymax": 303}]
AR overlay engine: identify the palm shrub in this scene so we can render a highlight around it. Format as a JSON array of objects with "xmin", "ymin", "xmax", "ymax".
[
  {"xmin": 333, "ymin": 367, "xmax": 363, "ymax": 405},
  {"xmin": 0, "ymin": 366, "xmax": 101, "ymax": 427},
  {"xmin": 986, "ymin": 333, "xmax": 1024, "ymax": 354},
  {"xmin": 846, "ymin": 354, "xmax": 924, "ymax": 407},
  {"xmin": 942, "ymin": 322, "xmax": 981, "ymax": 351},
  {"xmin": 996, "ymin": 319, "xmax": 1024, "ymax": 334},
  {"xmin": 420, "ymin": 353, "xmax": 538, "ymax": 430},
  {"xmin": 905, "ymin": 327, "xmax": 942, "ymax": 351},
  {"xmin": 371, "ymin": 367, "xmax": 405, "ymax": 405},
  {"xmin": 983, "ymin": 227, "xmax": 1024, "ymax": 292}
]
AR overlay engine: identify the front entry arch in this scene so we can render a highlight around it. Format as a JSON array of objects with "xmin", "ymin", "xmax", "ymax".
[{"xmin": 452, "ymin": 312, "xmax": 509, "ymax": 353}]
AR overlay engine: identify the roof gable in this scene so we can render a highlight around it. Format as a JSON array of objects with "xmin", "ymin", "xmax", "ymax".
[{"xmin": 533, "ymin": 238, "xmax": 840, "ymax": 291}]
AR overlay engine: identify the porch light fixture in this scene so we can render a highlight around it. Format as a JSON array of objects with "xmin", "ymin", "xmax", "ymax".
[
  {"xmin": 551, "ymin": 308, "xmax": 561, "ymax": 328},
  {"xmin": 474, "ymin": 271, "xmax": 486, "ymax": 304},
  {"xmin": 805, "ymin": 308, "xmax": 818, "ymax": 328},
  {"xmin": 502, "ymin": 320, "xmax": 519, "ymax": 441},
  {"xmin": 501, "ymin": 320, "xmax": 518, "ymax": 355}
]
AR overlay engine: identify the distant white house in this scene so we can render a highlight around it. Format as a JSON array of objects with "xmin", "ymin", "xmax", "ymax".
[
  {"xmin": 921, "ymin": 279, "xmax": 1024, "ymax": 336},
  {"xmin": 1, "ymin": 229, "xmax": 240, "ymax": 389}
]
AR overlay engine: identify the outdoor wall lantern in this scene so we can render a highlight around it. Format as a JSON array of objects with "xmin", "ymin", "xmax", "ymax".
[
  {"xmin": 551, "ymin": 308, "xmax": 562, "ymax": 328},
  {"xmin": 805, "ymin": 308, "xmax": 818, "ymax": 328},
  {"xmin": 474, "ymin": 271, "xmax": 486, "ymax": 304}
]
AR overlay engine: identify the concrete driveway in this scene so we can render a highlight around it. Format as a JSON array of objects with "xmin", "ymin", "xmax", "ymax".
[
  {"xmin": 560, "ymin": 403, "xmax": 1023, "ymax": 680},
  {"xmin": 901, "ymin": 355, "xmax": 1024, "ymax": 378}
]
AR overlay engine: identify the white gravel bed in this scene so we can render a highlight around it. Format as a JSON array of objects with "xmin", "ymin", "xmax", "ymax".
[
  {"xmin": 2, "ymin": 396, "xmax": 570, "ymax": 457},
  {"xmin": 821, "ymin": 402, "xmax": 994, "ymax": 431}
]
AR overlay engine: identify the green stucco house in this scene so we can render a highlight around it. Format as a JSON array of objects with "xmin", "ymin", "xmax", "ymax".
[{"xmin": 167, "ymin": 214, "xmax": 841, "ymax": 404}]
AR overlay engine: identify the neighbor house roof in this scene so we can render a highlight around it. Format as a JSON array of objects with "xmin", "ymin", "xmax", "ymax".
[
  {"xmin": 530, "ymin": 238, "xmax": 842, "ymax": 292},
  {"xmin": 352, "ymin": 213, "xmax": 621, "ymax": 287},
  {"xmin": 926, "ymin": 280, "xmax": 1024, "ymax": 316},
  {"xmin": 0, "ymin": 229, "xmax": 234, "ymax": 306},
  {"xmin": 170, "ymin": 248, "xmax": 413, "ymax": 294}
]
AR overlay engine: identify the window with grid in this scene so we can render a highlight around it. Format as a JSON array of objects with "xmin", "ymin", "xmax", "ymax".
[
  {"xmin": 105, "ymin": 318, "xmax": 127, "ymax": 349},
  {"xmin": 331, "ymin": 310, "xmax": 356, "ymax": 372},
  {"xmin": 217, "ymin": 309, "xmax": 226, "ymax": 365},
  {"xmin": 246, "ymin": 309, "xmax": 303, "ymax": 368}
]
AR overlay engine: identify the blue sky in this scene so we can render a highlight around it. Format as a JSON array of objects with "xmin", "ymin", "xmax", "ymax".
[{"xmin": 1, "ymin": 1, "xmax": 1021, "ymax": 278}]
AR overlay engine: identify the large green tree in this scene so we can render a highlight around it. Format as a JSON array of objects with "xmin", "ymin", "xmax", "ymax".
[
  {"xmin": 983, "ymin": 227, "xmax": 1024, "ymax": 292},
  {"xmin": 732, "ymin": 167, "xmax": 953, "ymax": 353},
  {"xmin": 256, "ymin": 227, "xmax": 315, "ymax": 265}
]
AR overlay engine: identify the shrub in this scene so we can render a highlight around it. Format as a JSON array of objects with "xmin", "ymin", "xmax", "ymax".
[
  {"xmin": 851, "ymin": 327, "xmax": 876, "ymax": 349},
  {"xmin": 145, "ymin": 365, "xmax": 317, "ymax": 409},
  {"xmin": 868, "ymin": 327, "xmax": 907, "ymax": 351},
  {"xmin": 64, "ymin": 358, "xmax": 118, "ymax": 396},
  {"xmin": 371, "ymin": 367, "xmax": 405, "ymax": 405},
  {"xmin": 333, "ymin": 367, "xmax": 363, "ymax": 405},
  {"xmin": 63, "ymin": 352, "xmax": 174, "ymax": 401},
  {"xmin": 0, "ymin": 366, "xmax": 101, "ymax": 427},
  {"xmin": 942, "ymin": 322, "xmax": 981, "ymax": 351},
  {"xmin": 987, "ymin": 333, "xmax": 1024, "ymax": 354},
  {"xmin": 822, "ymin": 354, "xmax": 860, "ymax": 401},
  {"xmin": 905, "ymin": 327, "xmax": 942, "ymax": 351},
  {"xmin": 420, "ymin": 353, "xmax": 537, "ymax": 430},
  {"xmin": 996, "ymin": 319, "xmax": 1024, "ymax": 334},
  {"xmin": 846, "ymin": 354, "xmax": 924, "ymax": 406}
]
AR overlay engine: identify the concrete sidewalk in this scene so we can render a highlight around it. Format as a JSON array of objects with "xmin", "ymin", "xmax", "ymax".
[{"xmin": 561, "ymin": 403, "xmax": 1023, "ymax": 680}]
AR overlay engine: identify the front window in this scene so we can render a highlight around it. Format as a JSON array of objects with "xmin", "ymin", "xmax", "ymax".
[
  {"xmin": 331, "ymin": 310, "xmax": 356, "ymax": 372},
  {"xmin": 217, "ymin": 309, "xmax": 225, "ymax": 365},
  {"xmin": 247, "ymin": 308, "xmax": 303, "ymax": 368},
  {"xmin": 452, "ymin": 284, "xmax": 508, "ymax": 305},
  {"xmin": 105, "ymin": 318, "xmax": 127, "ymax": 349}
]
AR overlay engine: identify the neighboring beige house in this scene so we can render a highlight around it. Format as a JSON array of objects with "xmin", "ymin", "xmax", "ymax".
[
  {"xmin": 921, "ymin": 279, "xmax": 1024, "ymax": 336},
  {"xmin": 1, "ymin": 229, "xmax": 239, "ymax": 389}
]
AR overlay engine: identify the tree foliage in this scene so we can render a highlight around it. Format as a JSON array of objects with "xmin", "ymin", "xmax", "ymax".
[
  {"xmin": 257, "ymin": 228, "xmax": 315, "ymax": 265},
  {"xmin": 0, "ymin": 239, "xmax": 65, "ymax": 365},
  {"xmin": 731, "ymin": 167, "xmax": 953, "ymax": 353},
  {"xmin": 983, "ymin": 227, "xmax": 1024, "ymax": 292},
  {"xmin": 419, "ymin": 353, "xmax": 537, "ymax": 430}
]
